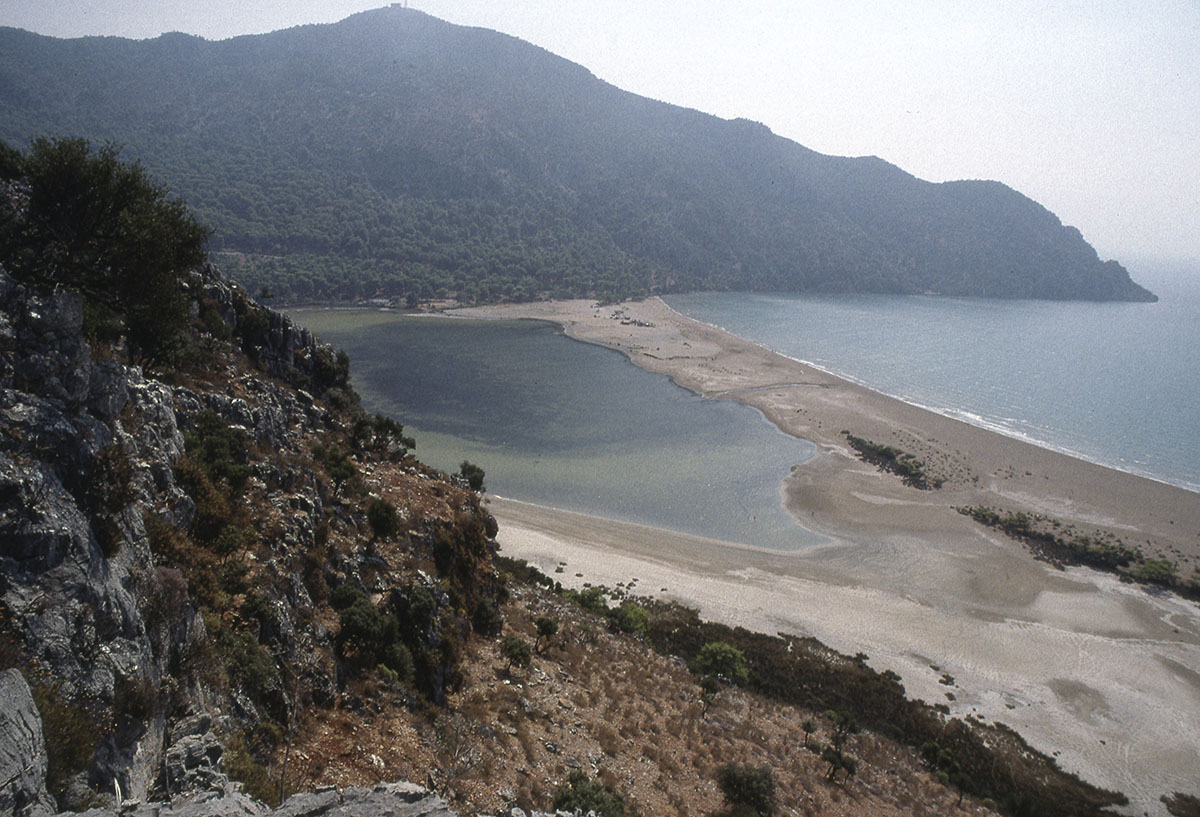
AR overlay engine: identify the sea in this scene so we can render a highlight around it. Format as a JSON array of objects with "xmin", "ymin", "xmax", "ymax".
[
  {"xmin": 290, "ymin": 258, "xmax": 1200, "ymax": 551},
  {"xmin": 665, "ymin": 259, "xmax": 1200, "ymax": 494}
]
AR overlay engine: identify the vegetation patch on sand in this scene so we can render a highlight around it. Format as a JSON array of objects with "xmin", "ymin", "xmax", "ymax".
[
  {"xmin": 842, "ymin": 432, "xmax": 941, "ymax": 489},
  {"xmin": 960, "ymin": 506, "xmax": 1200, "ymax": 600}
]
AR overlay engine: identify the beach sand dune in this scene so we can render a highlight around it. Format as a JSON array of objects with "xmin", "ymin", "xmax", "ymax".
[{"xmin": 455, "ymin": 297, "xmax": 1200, "ymax": 814}]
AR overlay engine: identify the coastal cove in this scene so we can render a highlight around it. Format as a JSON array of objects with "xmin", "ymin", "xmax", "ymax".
[
  {"xmin": 443, "ymin": 297, "xmax": 1200, "ymax": 817},
  {"xmin": 291, "ymin": 296, "xmax": 1200, "ymax": 815}
]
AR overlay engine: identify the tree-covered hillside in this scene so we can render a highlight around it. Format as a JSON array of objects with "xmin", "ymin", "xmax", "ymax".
[{"xmin": 0, "ymin": 8, "xmax": 1157, "ymax": 303}]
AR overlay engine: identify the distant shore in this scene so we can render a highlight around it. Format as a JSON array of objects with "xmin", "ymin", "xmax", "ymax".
[{"xmin": 453, "ymin": 297, "xmax": 1200, "ymax": 815}]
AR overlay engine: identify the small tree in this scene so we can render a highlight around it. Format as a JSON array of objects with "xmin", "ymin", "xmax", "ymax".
[
  {"xmin": 694, "ymin": 641, "xmax": 749, "ymax": 687},
  {"xmin": 801, "ymin": 719, "xmax": 816, "ymax": 749},
  {"xmin": 533, "ymin": 616, "xmax": 559, "ymax": 654},
  {"xmin": 367, "ymin": 497, "xmax": 400, "ymax": 540},
  {"xmin": 699, "ymin": 674, "xmax": 722, "ymax": 717},
  {"xmin": 1, "ymin": 137, "xmax": 209, "ymax": 364},
  {"xmin": 716, "ymin": 763, "xmax": 776, "ymax": 816},
  {"xmin": 610, "ymin": 601, "xmax": 649, "ymax": 636},
  {"xmin": 458, "ymin": 460, "xmax": 485, "ymax": 492},
  {"xmin": 499, "ymin": 634, "xmax": 531, "ymax": 674}
]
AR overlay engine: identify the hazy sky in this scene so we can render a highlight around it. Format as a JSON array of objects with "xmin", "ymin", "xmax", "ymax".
[{"xmin": 3, "ymin": 0, "xmax": 1197, "ymax": 263}]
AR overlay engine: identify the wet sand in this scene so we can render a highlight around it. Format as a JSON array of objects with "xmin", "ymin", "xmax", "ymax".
[{"xmin": 453, "ymin": 297, "xmax": 1200, "ymax": 814}]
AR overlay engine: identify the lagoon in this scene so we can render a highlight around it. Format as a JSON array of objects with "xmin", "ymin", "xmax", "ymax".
[{"xmin": 290, "ymin": 309, "xmax": 821, "ymax": 550}]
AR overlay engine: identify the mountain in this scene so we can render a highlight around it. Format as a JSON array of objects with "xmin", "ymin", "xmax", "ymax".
[{"xmin": 0, "ymin": 8, "xmax": 1156, "ymax": 304}]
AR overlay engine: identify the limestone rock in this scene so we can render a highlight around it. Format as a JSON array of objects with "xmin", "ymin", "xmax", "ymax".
[{"xmin": 0, "ymin": 668, "xmax": 56, "ymax": 817}]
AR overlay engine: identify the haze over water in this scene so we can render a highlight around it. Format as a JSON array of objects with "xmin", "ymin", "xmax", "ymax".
[{"xmin": 667, "ymin": 260, "xmax": 1200, "ymax": 493}]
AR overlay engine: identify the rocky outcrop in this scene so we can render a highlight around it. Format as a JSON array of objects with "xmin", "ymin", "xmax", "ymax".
[
  {"xmin": 0, "ymin": 669, "xmax": 55, "ymax": 817},
  {"xmin": 0, "ymin": 262, "xmax": 362, "ymax": 805}
]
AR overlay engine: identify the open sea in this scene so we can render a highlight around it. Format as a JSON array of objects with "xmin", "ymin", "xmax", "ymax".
[{"xmin": 666, "ymin": 259, "xmax": 1200, "ymax": 493}]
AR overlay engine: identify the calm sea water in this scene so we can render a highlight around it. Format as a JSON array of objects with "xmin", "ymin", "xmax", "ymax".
[
  {"xmin": 290, "ymin": 310, "xmax": 821, "ymax": 549},
  {"xmin": 666, "ymin": 260, "xmax": 1200, "ymax": 493}
]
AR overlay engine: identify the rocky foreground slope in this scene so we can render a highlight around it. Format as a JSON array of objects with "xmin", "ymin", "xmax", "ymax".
[{"xmin": 0, "ymin": 260, "xmax": 505, "ymax": 814}]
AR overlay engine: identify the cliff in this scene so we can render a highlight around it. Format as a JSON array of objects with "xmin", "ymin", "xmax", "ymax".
[{"xmin": 0, "ymin": 257, "xmax": 504, "ymax": 811}]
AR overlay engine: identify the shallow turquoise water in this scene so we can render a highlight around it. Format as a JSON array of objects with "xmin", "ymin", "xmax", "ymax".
[{"xmin": 290, "ymin": 310, "xmax": 821, "ymax": 549}]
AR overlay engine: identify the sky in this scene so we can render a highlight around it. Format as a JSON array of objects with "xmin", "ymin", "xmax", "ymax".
[{"xmin": 2, "ymin": 1, "xmax": 1198, "ymax": 264}]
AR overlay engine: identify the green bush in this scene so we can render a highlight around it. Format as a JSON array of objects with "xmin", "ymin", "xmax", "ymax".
[
  {"xmin": 458, "ymin": 460, "xmax": 485, "ymax": 491},
  {"xmin": 610, "ymin": 601, "xmax": 649, "ymax": 636},
  {"xmin": 367, "ymin": 497, "xmax": 400, "ymax": 540},
  {"xmin": 499, "ymin": 634, "xmax": 532, "ymax": 672},
  {"xmin": 716, "ymin": 763, "xmax": 776, "ymax": 816},
  {"xmin": 0, "ymin": 137, "xmax": 208, "ymax": 364},
  {"xmin": 30, "ymin": 676, "xmax": 107, "ymax": 795},
  {"xmin": 694, "ymin": 641, "xmax": 749, "ymax": 687},
  {"xmin": 552, "ymin": 770, "xmax": 634, "ymax": 817}
]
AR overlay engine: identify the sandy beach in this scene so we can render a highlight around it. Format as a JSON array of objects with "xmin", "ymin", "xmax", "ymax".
[{"xmin": 452, "ymin": 297, "xmax": 1200, "ymax": 814}]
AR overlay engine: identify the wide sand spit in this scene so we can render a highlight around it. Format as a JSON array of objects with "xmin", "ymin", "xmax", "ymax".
[{"xmin": 450, "ymin": 297, "xmax": 1200, "ymax": 814}]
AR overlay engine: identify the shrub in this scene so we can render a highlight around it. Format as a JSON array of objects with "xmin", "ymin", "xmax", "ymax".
[
  {"xmin": 694, "ymin": 641, "xmax": 749, "ymax": 687},
  {"xmin": 219, "ymin": 630, "xmax": 280, "ymax": 705},
  {"xmin": 552, "ymin": 770, "xmax": 634, "ymax": 817},
  {"xmin": 30, "ymin": 676, "xmax": 108, "ymax": 795},
  {"xmin": 716, "ymin": 763, "xmax": 776, "ymax": 816},
  {"xmin": 458, "ymin": 460, "xmax": 485, "ymax": 491},
  {"xmin": 533, "ymin": 616, "xmax": 559, "ymax": 653},
  {"xmin": 499, "ymin": 634, "xmax": 532, "ymax": 673},
  {"xmin": 610, "ymin": 601, "xmax": 649, "ymax": 636},
  {"xmin": 367, "ymin": 497, "xmax": 400, "ymax": 540},
  {"xmin": 0, "ymin": 137, "xmax": 208, "ymax": 364}
]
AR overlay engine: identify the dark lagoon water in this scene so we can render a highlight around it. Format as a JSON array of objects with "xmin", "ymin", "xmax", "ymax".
[
  {"xmin": 290, "ymin": 310, "xmax": 821, "ymax": 549},
  {"xmin": 667, "ymin": 261, "xmax": 1200, "ymax": 493}
]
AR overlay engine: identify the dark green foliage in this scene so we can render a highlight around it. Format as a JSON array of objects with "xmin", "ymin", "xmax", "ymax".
[
  {"xmin": 843, "ymin": 433, "xmax": 938, "ymax": 489},
  {"xmin": 329, "ymin": 581, "xmax": 364, "ymax": 612},
  {"xmin": 458, "ymin": 460, "xmax": 485, "ymax": 492},
  {"xmin": 565, "ymin": 585, "xmax": 610, "ymax": 616},
  {"xmin": 379, "ymin": 642, "xmax": 415, "ymax": 685},
  {"xmin": 551, "ymin": 770, "xmax": 635, "ymax": 817},
  {"xmin": 367, "ymin": 497, "xmax": 400, "ymax": 540},
  {"xmin": 184, "ymin": 410, "xmax": 252, "ymax": 492},
  {"xmin": 960, "ymin": 505, "xmax": 1196, "ymax": 600},
  {"xmin": 499, "ymin": 634, "xmax": 531, "ymax": 672},
  {"xmin": 223, "ymin": 733, "xmax": 279, "ymax": 807},
  {"xmin": 0, "ymin": 16, "xmax": 1155, "ymax": 305},
  {"xmin": 351, "ymin": 413, "xmax": 415, "ymax": 457},
  {"xmin": 694, "ymin": 641, "xmax": 749, "ymax": 687},
  {"xmin": 609, "ymin": 601, "xmax": 649, "ymax": 636},
  {"xmin": 311, "ymin": 444, "xmax": 358, "ymax": 495},
  {"xmin": 716, "ymin": 763, "xmax": 776, "ymax": 816},
  {"xmin": 0, "ymin": 137, "xmax": 209, "ymax": 363},
  {"xmin": 820, "ymin": 747, "xmax": 858, "ymax": 782},
  {"xmin": 219, "ymin": 629, "xmax": 281, "ymax": 706},
  {"xmin": 533, "ymin": 616, "xmax": 559, "ymax": 653},
  {"xmin": 1162, "ymin": 792, "xmax": 1200, "ymax": 817},
  {"xmin": 333, "ymin": 585, "xmax": 420, "ymax": 688}
]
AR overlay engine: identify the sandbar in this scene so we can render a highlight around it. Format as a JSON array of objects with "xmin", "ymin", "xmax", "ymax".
[{"xmin": 452, "ymin": 297, "xmax": 1200, "ymax": 814}]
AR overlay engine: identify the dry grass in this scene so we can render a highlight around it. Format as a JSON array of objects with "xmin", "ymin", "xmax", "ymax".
[{"xmin": 287, "ymin": 581, "xmax": 998, "ymax": 817}]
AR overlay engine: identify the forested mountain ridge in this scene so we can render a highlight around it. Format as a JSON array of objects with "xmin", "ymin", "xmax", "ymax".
[{"xmin": 0, "ymin": 6, "xmax": 1156, "ymax": 303}]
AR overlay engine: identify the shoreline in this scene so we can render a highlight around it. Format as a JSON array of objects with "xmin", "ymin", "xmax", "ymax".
[{"xmin": 450, "ymin": 297, "xmax": 1200, "ymax": 815}]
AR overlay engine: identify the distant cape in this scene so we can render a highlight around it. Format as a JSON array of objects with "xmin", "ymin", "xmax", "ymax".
[{"xmin": 0, "ymin": 8, "xmax": 1158, "ymax": 303}]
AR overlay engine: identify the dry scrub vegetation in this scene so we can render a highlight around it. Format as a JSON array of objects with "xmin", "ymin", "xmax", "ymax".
[{"xmin": 286, "ymin": 580, "xmax": 995, "ymax": 817}]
